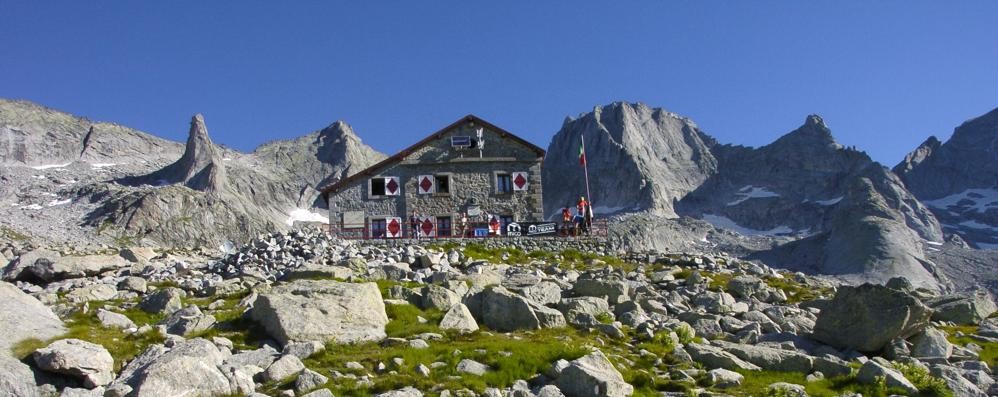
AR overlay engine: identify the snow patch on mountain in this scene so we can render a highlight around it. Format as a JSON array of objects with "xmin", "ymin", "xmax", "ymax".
[
  {"xmin": 923, "ymin": 188, "xmax": 998, "ymax": 214},
  {"xmin": 726, "ymin": 185, "xmax": 780, "ymax": 206}
]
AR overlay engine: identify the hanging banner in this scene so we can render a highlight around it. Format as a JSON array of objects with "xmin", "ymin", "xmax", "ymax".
[
  {"xmin": 505, "ymin": 222, "xmax": 557, "ymax": 237},
  {"xmin": 512, "ymin": 172, "xmax": 529, "ymax": 191}
]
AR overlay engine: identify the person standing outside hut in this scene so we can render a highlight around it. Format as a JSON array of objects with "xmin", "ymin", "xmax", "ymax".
[
  {"xmin": 561, "ymin": 206, "xmax": 572, "ymax": 236},
  {"xmin": 409, "ymin": 210, "xmax": 420, "ymax": 239},
  {"xmin": 459, "ymin": 211, "xmax": 469, "ymax": 239},
  {"xmin": 576, "ymin": 196, "xmax": 590, "ymax": 235}
]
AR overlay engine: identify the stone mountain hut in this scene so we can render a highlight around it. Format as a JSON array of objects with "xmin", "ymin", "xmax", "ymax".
[{"xmin": 321, "ymin": 115, "xmax": 545, "ymax": 238}]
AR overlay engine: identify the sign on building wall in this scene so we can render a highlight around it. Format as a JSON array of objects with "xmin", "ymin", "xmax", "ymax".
[
  {"xmin": 505, "ymin": 222, "xmax": 557, "ymax": 237},
  {"xmin": 512, "ymin": 172, "xmax": 529, "ymax": 191},
  {"xmin": 417, "ymin": 175, "xmax": 435, "ymax": 194}
]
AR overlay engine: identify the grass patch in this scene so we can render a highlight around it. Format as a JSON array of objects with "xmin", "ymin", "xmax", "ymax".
[
  {"xmin": 0, "ymin": 225, "xmax": 31, "ymax": 241},
  {"xmin": 35, "ymin": 302, "xmax": 169, "ymax": 371},
  {"xmin": 941, "ymin": 324, "xmax": 998, "ymax": 368},
  {"xmin": 722, "ymin": 370, "xmax": 936, "ymax": 397},
  {"xmin": 297, "ymin": 328, "xmax": 591, "ymax": 396},
  {"xmin": 764, "ymin": 275, "xmax": 831, "ymax": 303},
  {"xmin": 384, "ymin": 303, "xmax": 444, "ymax": 338},
  {"xmin": 707, "ymin": 272, "xmax": 733, "ymax": 292}
]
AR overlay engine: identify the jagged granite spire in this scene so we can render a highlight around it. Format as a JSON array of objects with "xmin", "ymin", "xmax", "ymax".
[{"xmin": 124, "ymin": 114, "xmax": 227, "ymax": 193}]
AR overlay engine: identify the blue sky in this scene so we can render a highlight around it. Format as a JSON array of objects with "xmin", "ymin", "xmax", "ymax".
[{"xmin": 2, "ymin": 1, "xmax": 996, "ymax": 166}]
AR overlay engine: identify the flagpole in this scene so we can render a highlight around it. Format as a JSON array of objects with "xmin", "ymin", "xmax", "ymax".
[{"xmin": 582, "ymin": 133, "xmax": 592, "ymax": 211}]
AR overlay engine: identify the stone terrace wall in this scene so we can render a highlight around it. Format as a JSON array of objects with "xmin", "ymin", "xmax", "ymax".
[{"xmin": 356, "ymin": 237, "xmax": 613, "ymax": 256}]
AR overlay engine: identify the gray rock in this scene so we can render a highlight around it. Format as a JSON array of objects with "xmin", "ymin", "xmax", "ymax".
[
  {"xmin": 3, "ymin": 249, "xmax": 60, "ymax": 281},
  {"xmin": 910, "ymin": 327, "xmax": 953, "ymax": 359},
  {"xmin": 926, "ymin": 291, "xmax": 998, "ymax": 325},
  {"xmin": 0, "ymin": 281, "xmax": 66, "ymax": 355},
  {"xmin": 117, "ymin": 276, "xmax": 148, "ymax": 293},
  {"xmin": 537, "ymin": 385, "xmax": 566, "ymax": 397},
  {"xmin": 263, "ymin": 354, "xmax": 306, "ymax": 382},
  {"xmin": 159, "ymin": 305, "xmax": 216, "ymax": 336},
  {"xmin": 685, "ymin": 343, "xmax": 761, "ymax": 371},
  {"xmin": 302, "ymin": 389, "xmax": 335, "ymax": 397},
  {"xmin": 120, "ymin": 247, "xmax": 157, "ymax": 263},
  {"xmin": 812, "ymin": 283, "xmax": 931, "ymax": 352},
  {"xmin": 456, "ymin": 359, "xmax": 490, "ymax": 376},
  {"xmin": 65, "ymin": 283, "xmax": 118, "ymax": 303},
  {"xmin": 139, "ymin": 287, "xmax": 185, "ymax": 314},
  {"xmin": 554, "ymin": 350, "xmax": 633, "ymax": 397},
  {"xmin": 728, "ymin": 276, "xmax": 765, "ymax": 299},
  {"xmin": 375, "ymin": 386, "xmax": 423, "ymax": 397},
  {"xmin": 60, "ymin": 386, "xmax": 106, "ymax": 397},
  {"xmin": 250, "ymin": 280, "xmax": 388, "ymax": 346},
  {"xmin": 28, "ymin": 254, "xmax": 130, "ymax": 282},
  {"xmin": 112, "ymin": 338, "xmax": 241, "ymax": 397},
  {"xmin": 855, "ymin": 360, "xmax": 918, "ymax": 395},
  {"xmin": 931, "ymin": 365, "xmax": 987, "ymax": 397},
  {"xmin": 707, "ymin": 368, "xmax": 743, "ymax": 388},
  {"xmin": 767, "ymin": 382, "xmax": 808, "ymax": 397},
  {"xmin": 714, "ymin": 341, "xmax": 812, "ymax": 372},
  {"xmin": 573, "ymin": 279, "xmax": 629, "ymax": 304},
  {"xmin": 559, "ymin": 297, "xmax": 611, "ymax": 327},
  {"xmin": 283, "ymin": 340, "xmax": 325, "ymax": 359},
  {"xmin": 33, "ymin": 338, "xmax": 115, "ymax": 388},
  {"xmin": 421, "ymin": 284, "xmax": 461, "ymax": 311},
  {"xmin": 479, "ymin": 286, "xmax": 564, "ymax": 332},
  {"xmin": 440, "ymin": 303, "xmax": 479, "ymax": 333},
  {"xmin": 295, "ymin": 368, "xmax": 329, "ymax": 394}
]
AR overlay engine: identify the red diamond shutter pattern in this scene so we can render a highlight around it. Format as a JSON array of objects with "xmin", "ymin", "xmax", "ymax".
[
  {"xmin": 385, "ymin": 177, "xmax": 400, "ymax": 196},
  {"xmin": 512, "ymin": 172, "xmax": 528, "ymax": 191},
  {"xmin": 418, "ymin": 175, "xmax": 434, "ymax": 194},
  {"xmin": 386, "ymin": 217, "xmax": 402, "ymax": 238},
  {"xmin": 420, "ymin": 217, "xmax": 435, "ymax": 237}
]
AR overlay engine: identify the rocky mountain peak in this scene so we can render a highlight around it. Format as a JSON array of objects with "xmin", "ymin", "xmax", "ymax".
[
  {"xmin": 893, "ymin": 136, "xmax": 941, "ymax": 176},
  {"xmin": 769, "ymin": 114, "xmax": 839, "ymax": 150}
]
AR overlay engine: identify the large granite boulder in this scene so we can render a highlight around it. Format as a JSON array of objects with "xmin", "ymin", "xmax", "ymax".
[
  {"xmin": 112, "ymin": 338, "xmax": 252, "ymax": 397},
  {"xmin": 477, "ymin": 286, "xmax": 565, "ymax": 332},
  {"xmin": 812, "ymin": 283, "xmax": 931, "ymax": 352},
  {"xmin": 713, "ymin": 341, "xmax": 813, "ymax": 373},
  {"xmin": 0, "ymin": 281, "xmax": 66, "ymax": 354},
  {"xmin": 250, "ymin": 280, "xmax": 388, "ymax": 346},
  {"xmin": 0, "ymin": 355, "xmax": 45, "ymax": 397},
  {"xmin": 554, "ymin": 350, "xmax": 633, "ymax": 397},
  {"xmin": 28, "ymin": 254, "xmax": 131, "ymax": 282},
  {"xmin": 33, "ymin": 339, "xmax": 115, "ymax": 388},
  {"xmin": 139, "ymin": 287, "xmax": 186, "ymax": 314},
  {"xmin": 439, "ymin": 303, "xmax": 479, "ymax": 333}
]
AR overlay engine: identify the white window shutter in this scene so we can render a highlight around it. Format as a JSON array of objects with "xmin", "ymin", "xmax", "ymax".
[
  {"xmin": 385, "ymin": 177, "xmax": 400, "ymax": 196},
  {"xmin": 512, "ymin": 172, "xmax": 529, "ymax": 191},
  {"xmin": 385, "ymin": 217, "xmax": 402, "ymax": 238},
  {"xmin": 417, "ymin": 175, "xmax": 434, "ymax": 194}
]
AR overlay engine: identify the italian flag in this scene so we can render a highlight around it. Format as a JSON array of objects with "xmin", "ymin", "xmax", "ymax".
[{"xmin": 578, "ymin": 138, "xmax": 587, "ymax": 166}]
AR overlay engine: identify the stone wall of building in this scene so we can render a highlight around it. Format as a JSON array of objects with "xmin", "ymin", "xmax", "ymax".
[{"xmin": 326, "ymin": 118, "xmax": 545, "ymax": 234}]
